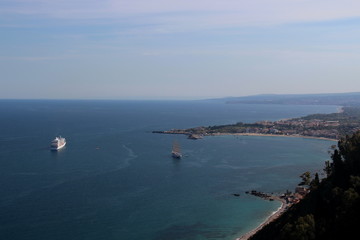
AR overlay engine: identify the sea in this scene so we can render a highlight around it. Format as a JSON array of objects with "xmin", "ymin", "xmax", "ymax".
[{"xmin": 0, "ymin": 100, "xmax": 338, "ymax": 240}]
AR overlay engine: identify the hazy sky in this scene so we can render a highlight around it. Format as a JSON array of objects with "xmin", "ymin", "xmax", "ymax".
[{"xmin": 1, "ymin": 0, "xmax": 360, "ymax": 99}]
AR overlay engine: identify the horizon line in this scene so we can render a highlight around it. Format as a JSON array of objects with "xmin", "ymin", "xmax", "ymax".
[{"xmin": 1, "ymin": 91, "xmax": 360, "ymax": 102}]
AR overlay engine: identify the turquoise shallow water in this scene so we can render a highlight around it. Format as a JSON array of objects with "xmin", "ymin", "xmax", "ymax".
[{"xmin": 0, "ymin": 100, "xmax": 336, "ymax": 240}]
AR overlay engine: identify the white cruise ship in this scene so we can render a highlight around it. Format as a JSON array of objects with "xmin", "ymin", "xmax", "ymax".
[{"xmin": 50, "ymin": 136, "xmax": 66, "ymax": 150}]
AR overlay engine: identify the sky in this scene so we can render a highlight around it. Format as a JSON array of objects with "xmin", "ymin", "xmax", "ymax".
[{"xmin": 1, "ymin": 0, "xmax": 360, "ymax": 100}]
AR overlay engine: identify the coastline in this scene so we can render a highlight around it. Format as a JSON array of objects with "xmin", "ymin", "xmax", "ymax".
[
  {"xmin": 153, "ymin": 131, "xmax": 338, "ymax": 142},
  {"xmin": 208, "ymin": 133, "xmax": 338, "ymax": 142},
  {"xmin": 236, "ymin": 197, "xmax": 287, "ymax": 240},
  {"xmin": 229, "ymin": 133, "xmax": 335, "ymax": 239},
  {"xmin": 152, "ymin": 109, "xmax": 341, "ymax": 240},
  {"xmin": 230, "ymin": 132, "xmax": 335, "ymax": 240},
  {"xmin": 153, "ymin": 105, "xmax": 350, "ymax": 142}
]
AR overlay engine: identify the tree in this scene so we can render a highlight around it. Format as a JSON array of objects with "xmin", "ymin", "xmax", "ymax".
[
  {"xmin": 280, "ymin": 214, "xmax": 316, "ymax": 240},
  {"xmin": 250, "ymin": 131, "xmax": 360, "ymax": 240},
  {"xmin": 310, "ymin": 173, "xmax": 320, "ymax": 189},
  {"xmin": 299, "ymin": 171, "xmax": 312, "ymax": 186},
  {"xmin": 324, "ymin": 160, "xmax": 332, "ymax": 177}
]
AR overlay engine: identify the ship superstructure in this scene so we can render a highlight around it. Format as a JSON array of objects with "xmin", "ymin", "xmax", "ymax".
[
  {"xmin": 51, "ymin": 136, "xmax": 66, "ymax": 150},
  {"xmin": 171, "ymin": 141, "xmax": 182, "ymax": 159}
]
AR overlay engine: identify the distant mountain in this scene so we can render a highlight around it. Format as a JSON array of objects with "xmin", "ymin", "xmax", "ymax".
[{"xmin": 211, "ymin": 93, "xmax": 360, "ymax": 106}]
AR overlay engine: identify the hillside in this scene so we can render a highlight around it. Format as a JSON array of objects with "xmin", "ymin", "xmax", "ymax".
[
  {"xmin": 214, "ymin": 92, "xmax": 360, "ymax": 106},
  {"xmin": 155, "ymin": 107, "xmax": 360, "ymax": 140},
  {"xmin": 250, "ymin": 131, "xmax": 360, "ymax": 240}
]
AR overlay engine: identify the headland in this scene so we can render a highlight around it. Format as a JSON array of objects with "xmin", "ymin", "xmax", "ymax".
[
  {"xmin": 153, "ymin": 106, "xmax": 360, "ymax": 141},
  {"xmin": 152, "ymin": 105, "xmax": 360, "ymax": 240}
]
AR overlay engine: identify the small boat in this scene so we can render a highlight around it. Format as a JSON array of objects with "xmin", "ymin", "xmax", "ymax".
[
  {"xmin": 50, "ymin": 136, "xmax": 66, "ymax": 151},
  {"xmin": 171, "ymin": 141, "xmax": 182, "ymax": 159}
]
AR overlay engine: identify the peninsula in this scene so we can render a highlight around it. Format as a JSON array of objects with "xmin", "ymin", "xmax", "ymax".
[
  {"xmin": 152, "ymin": 94, "xmax": 360, "ymax": 240},
  {"xmin": 153, "ymin": 106, "xmax": 360, "ymax": 140}
]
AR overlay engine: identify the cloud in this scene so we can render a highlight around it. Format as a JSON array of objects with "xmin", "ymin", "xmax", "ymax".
[
  {"xmin": 2, "ymin": 0, "xmax": 360, "ymax": 29},
  {"xmin": 0, "ymin": 55, "xmax": 77, "ymax": 61}
]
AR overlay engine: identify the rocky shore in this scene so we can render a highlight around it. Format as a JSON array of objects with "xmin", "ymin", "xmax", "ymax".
[{"xmin": 235, "ymin": 186, "xmax": 310, "ymax": 240}]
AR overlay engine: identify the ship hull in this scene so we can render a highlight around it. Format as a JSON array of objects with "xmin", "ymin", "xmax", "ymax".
[
  {"xmin": 171, "ymin": 141, "xmax": 182, "ymax": 159},
  {"xmin": 51, "ymin": 142, "xmax": 66, "ymax": 151},
  {"xmin": 172, "ymin": 151, "xmax": 182, "ymax": 159},
  {"xmin": 50, "ymin": 137, "xmax": 66, "ymax": 151}
]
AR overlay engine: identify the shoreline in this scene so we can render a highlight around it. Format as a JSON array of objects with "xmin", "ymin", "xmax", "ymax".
[
  {"xmin": 236, "ymin": 197, "xmax": 287, "ymax": 240},
  {"xmin": 153, "ymin": 131, "xmax": 338, "ymax": 142},
  {"xmin": 153, "ymin": 115, "xmax": 339, "ymax": 240},
  {"xmin": 212, "ymin": 132, "xmax": 334, "ymax": 239},
  {"xmin": 208, "ymin": 133, "xmax": 338, "ymax": 142}
]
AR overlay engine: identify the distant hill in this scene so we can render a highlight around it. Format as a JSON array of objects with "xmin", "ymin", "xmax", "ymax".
[{"xmin": 212, "ymin": 93, "xmax": 360, "ymax": 106}]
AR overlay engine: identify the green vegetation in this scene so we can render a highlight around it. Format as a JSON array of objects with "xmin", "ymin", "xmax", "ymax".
[
  {"xmin": 250, "ymin": 131, "xmax": 360, "ymax": 240},
  {"xmin": 297, "ymin": 107, "xmax": 360, "ymax": 136},
  {"xmin": 153, "ymin": 105, "xmax": 360, "ymax": 239},
  {"xmin": 179, "ymin": 107, "xmax": 360, "ymax": 139},
  {"xmin": 299, "ymin": 172, "xmax": 312, "ymax": 186}
]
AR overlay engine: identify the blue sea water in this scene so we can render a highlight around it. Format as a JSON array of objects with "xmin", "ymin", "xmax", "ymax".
[{"xmin": 0, "ymin": 100, "xmax": 337, "ymax": 240}]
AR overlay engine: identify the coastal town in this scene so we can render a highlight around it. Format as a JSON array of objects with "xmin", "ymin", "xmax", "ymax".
[
  {"xmin": 152, "ymin": 105, "xmax": 360, "ymax": 240},
  {"xmin": 153, "ymin": 106, "xmax": 360, "ymax": 140}
]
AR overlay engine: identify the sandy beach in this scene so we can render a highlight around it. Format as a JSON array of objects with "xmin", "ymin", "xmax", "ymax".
[
  {"xmin": 155, "ymin": 130, "xmax": 336, "ymax": 240},
  {"xmin": 209, "ymin": 132, "xmax": 338, "ymax": 142},
  {"xmin": 212, "ymin": 133, "xmax": 334, "ymax": 239},
  {"xmin": 236, "ymin": 197, "xmax": 287, "ymax": 240}
]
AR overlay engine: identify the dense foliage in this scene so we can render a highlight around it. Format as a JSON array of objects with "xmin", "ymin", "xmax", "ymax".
[{"xmin": 250, "ymin": 131, "xmax": 360, "ymax": 240}]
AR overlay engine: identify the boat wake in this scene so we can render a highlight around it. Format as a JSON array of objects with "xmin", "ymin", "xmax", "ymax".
[{"xmin": 120, "ymin": 144, "xmax": 138, "ymax": 169}]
